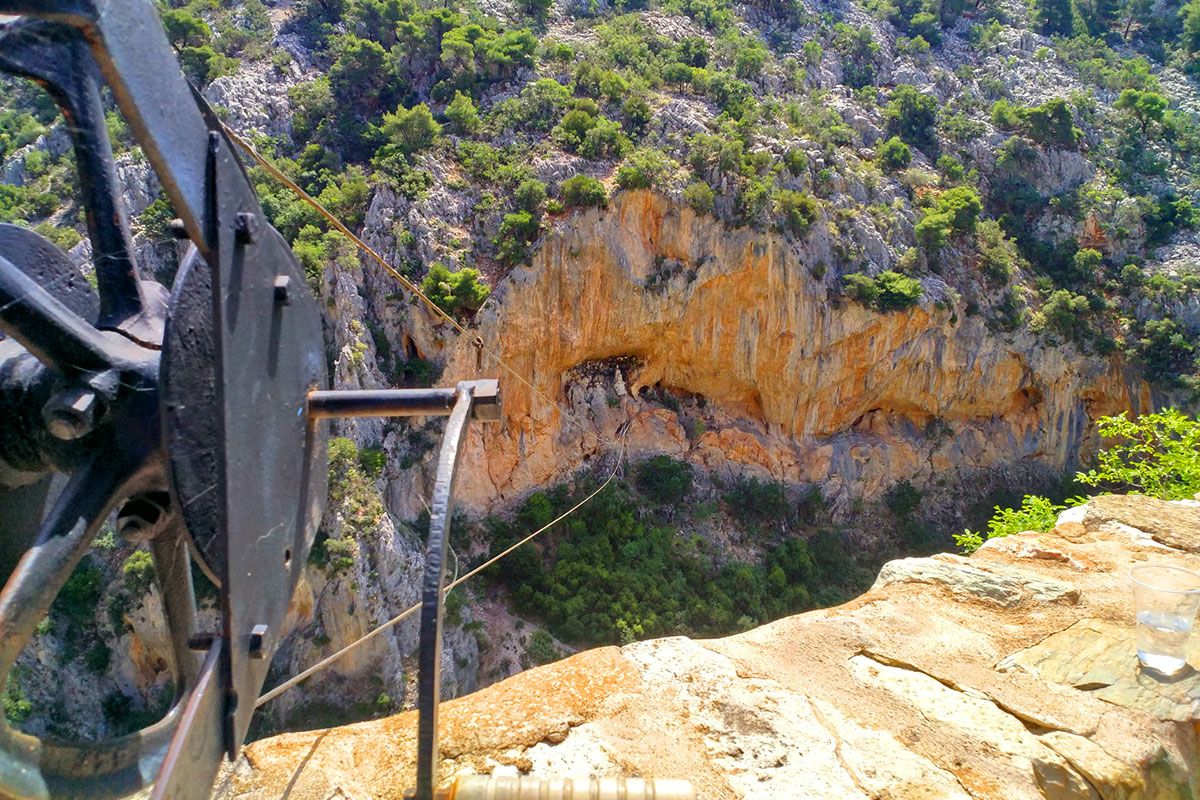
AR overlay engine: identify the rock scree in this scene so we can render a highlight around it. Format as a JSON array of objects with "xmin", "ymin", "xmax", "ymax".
[{"xmin": 220, "ymin": 495, "xmax": 1200, "ymax": 799}]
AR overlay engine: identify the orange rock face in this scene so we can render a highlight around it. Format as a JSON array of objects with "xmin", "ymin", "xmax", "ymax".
[{"xmin": 429, "ymin": 191, "xmax": 1156, "ymax": 507}]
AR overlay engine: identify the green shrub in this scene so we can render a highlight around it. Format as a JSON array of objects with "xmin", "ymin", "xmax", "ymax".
[
  {"xmin": 774, "ymin": 190, "xmax": 819, "ymax": 234},
  {"xmin": 54, "ymin": 559, "xmax": 104, "ymax": 624},
  {"xmin": 1076, "ymin": 410, "xmax": 1200, "ymax": 500},
  {"xmin": 884, "ymin": 480, "xmax": 922, "ymax": 517},
  {"xmin": 782, "ymin": 147, "xmax": 809, "ymax": 176},
  {"xmin": 843, "ymin": 270, "xmax": 923, "ymax": 311},
  {"xmin": 993, "ymin": 98, "xmax": 1079, "ymax": 149},
  {"xmin": 1069, "ymin": 247, "xmax": 1103, "ymax": 284},
  {"xmin": 514, "ymin": 179, "xmax": 547, "ymax": 213},
  {"xmin": 3, "ymin": 674, "xmax": 32, "ymax": 724},
  {"xmin": 908, "ymin": 11, "xmax": 941, "ymax": 45},
  {"xmin": 1114, "ymin": 89, "xmax": 1167, "ymax": 134},
  {"xmin": 1030, "ymin": 289, "xmax": 1092, "ymax": 343},
  {"xmin": 85, "ymin": 641, "xmax": 112, "ymax": 675},
  {"xmin": 975, "ymin": 219, "xmax": 1023, "ymax": 281},
  {"xmin": 560, "ymin": 175, "xmax": 607, "ymax": 209},
  {"xmin": 1130, "ymin": 318, "xmax": 1197, "ymax": 385},
  {"xmin": 955, "ymin": 495, "xmax": 1064, "ymax": 553},
  {"xmin": 525, "ymin": 629, "xmax": 563, "ymax": 666},
  {"xmin": 444, "ymin": 91, "xmax": 481, "ymax": 135},
  {"xmin": 421, "ymin": 263, "xmax": 490, "ymax": 317},
  {"xmin": 885, "ymin": 84, "xmax": 939, "ymax": 150},
  {"xmin": 916, "ymin": 186, "xmax": 982, "ymax": 251},
  {"xmin": 616, "ymin": 148, "xmax": 670, "ymax": 191},
  {"xmin": 832, "ymin": 23, "xmax": 880, "ymax": 89},
  {"xmin": 358, "ymin": 447, "xmax": 386, "ymax": 478},
  {"xmin": 683, "ymin": 181, "xmax": 716, "ymax": 213},
  {"xmin": 496, "ymin": 210, "xmax": 540, "ymax": 265},
  {"xmin": 489, "ymin": 482, "xmax": 823, "ymax": 644},
  {"xmin": 122, "ymin": 551, "xmax": 156, "ymax": 596},
  {"xmin": 874, "ymin": 270, "xmax": 925, "ymax": 310},
  {"xmin": 877, "ymin": 136, "xmax": 912, "ymax": 171},
  {"xmin": 724, "ymin": 476, "xmax": 789, "ymax": 527},
  {"xmin": 380, "ymin": 103, "xmax": 442, "ymax": 156},
  {"xmin": 635, "ymin": 456, "xmax": 694, "ymax": 504}
]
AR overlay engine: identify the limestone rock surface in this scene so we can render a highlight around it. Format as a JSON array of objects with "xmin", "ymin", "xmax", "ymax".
[
  {"xmin": 420, "ymin": 190, "xmax": 1158, "ymax": 511},
  {"xmin": 220, "ymin": 496, "xmax": 1200, "ymax": 800}
]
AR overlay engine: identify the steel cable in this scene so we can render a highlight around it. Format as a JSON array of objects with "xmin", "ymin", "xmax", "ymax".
[{"xmin": 222, "ymin": 125, "xmax": 627, "ymax": 706}]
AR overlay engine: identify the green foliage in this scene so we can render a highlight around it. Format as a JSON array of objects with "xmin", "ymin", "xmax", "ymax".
[
  {"xmin": 1069, "ymin": 247, "xmax": 1103, "ymax": 283},
  {"xmin": 525, "ymin": 630, "xmax": 563, "ymax": 666},
  {"xmin": 683, "ymin": 181, "xmax": 716, "ymax": 214},
  {"xmin": 616, "ymin": 148, "xmax": 670, "ymax": 191},
  {"xmin": 1076, "ymin": 410, "xmax": 1200, "ymax": 500},
  {"xmin": 1114, "ymin": 89, "xmax": 1167, "ymax": 135},
  {"xmin": 884, "ymin": 480, "xmax": 922, "ymax": 517},
  {"xmin": 179, "ymin": 45, "xmax": 238, "ymax": 87},
  {"xmin": 774, "ymin": 190, "xmax": 819, "ymax": 234},
  {"xmin": 0, "ymin": 108, "xmax": 46, "ymax": 162},
  {"xmin": 993, "ymin": 98, "xmax": 1079, "ymax": 148},
  {"xmin": 1033, "ymin": 0, "xmax": 1074, "ymax": 36},
  {"xmin": 916, "ymin": 186, "xmax": 982, "ymax": 251},
  {"xmin": 975, "ymin": 219, "xmax": 1025, "ymax": 282},
  {"xmin": 122, "ymin": 551, "xmax": 156, "ymax": 597},
  {"xmin": 380, "ymin": 103, "xmax": 442, "ymax": 156},
  {"xmin": 3, "ymin": 674, "xmax": 32, "ymax": 724},
  {"xmin": 885, "ymin": 84, "xmax": 939, "ymax": 151},
  {"xmin": 33, "ymin": 222, "xmax": 82, "ymax": 252},
  {"xmin": 843, "ymin": 270, "xmax": 924, "ymax": 311},
  {"xmin": 560, "ymin": 175, "xmax": 608, "ymax": 209},
  {"xmin": 420, "ymin": 262, "xmax": 490, "ymax": 317},
  {"xmin": 634, "ymin": 456, "xmax": 694, "ymax": 504},
  {"xmin": 955, "ymin": 495, "xmax": 1064, "ymax": 553},
  {"xmin": 1030, "ymin": 289, "xmax": 1093, "ymax": 344},
  {"xmin": 444, "ymin": 91, "xmax": 481, "ymax": 135},
  {"xmin": 489, "ymin": 482, "xmax": 823, "ymax": 644},
  {"xmin": 53, "ymin": 559, "xmax": 103, "ymax": 624},
  {"xmin": 724, "ymin": 476, "xmax": 789, "ymax": 527},
  {"xmin": 877, "ymin": 136, "xmax": 912, "ymax": 171},
  {"xmin": 782, "ymin": 147, "xmax": 809, "ymax": 176},
  {"xmin": 162, "ymin": 9, "xmax": 212, "ymax": 50},
  {"xmin": 85, "ymin": 641, "xmax": 112, "ymax": 675},
  {"xmin": 496, "ymin": 210, "xmax": 540, "ymax": 265},
  {"xmin": 1129, "ymin": 318, "xmax": 1197, "ymax": 385},
  {"xmin": 358, "ymin": 446, "xmax": 386, "ymax": 478},
  {"xmin": 908, "ymin": 11, "xmax": 941, "ymax": 45},
  {"xmin": 514, "ymin": 179, "xmax": 547, "ymax": 213},
  {"xmin": 832, "ymin": 24, "xmax": 880, "ymax": 89}
]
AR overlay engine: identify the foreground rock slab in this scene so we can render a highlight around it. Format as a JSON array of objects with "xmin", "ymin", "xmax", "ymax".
[{"xmin": 221, "ymin": 497, "xmax": 1200, "ymax": 800}]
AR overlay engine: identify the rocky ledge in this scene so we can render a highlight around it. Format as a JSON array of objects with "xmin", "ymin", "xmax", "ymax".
[{"xmin": 220, "ymin": 494, "xmax": 1200, "ymax": 800}]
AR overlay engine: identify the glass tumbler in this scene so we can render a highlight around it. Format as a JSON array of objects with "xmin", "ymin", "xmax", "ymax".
[{"xmin": 1130, "ymin": 564, "xmax": 1200, "ymax": 676}]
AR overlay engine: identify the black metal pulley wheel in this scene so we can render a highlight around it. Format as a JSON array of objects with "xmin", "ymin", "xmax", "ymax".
[{"xmin": 0, "ymin": 7, "xmax": 329, "ymax": 798}]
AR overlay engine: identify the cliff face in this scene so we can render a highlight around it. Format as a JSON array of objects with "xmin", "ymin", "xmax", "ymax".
[
  {"xmin": 421, "ymin": 190, "xmax": 1155, "ymax": 510},
  {"xmin": 220, "ymin": 494, "xmax": 1200, "ymax": 800}
]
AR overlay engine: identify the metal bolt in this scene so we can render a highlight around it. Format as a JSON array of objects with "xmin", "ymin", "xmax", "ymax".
[
  {"xmin": 41, "ymin": 387, "xmax": 98, "ymax": 440},
  {"xmin": 235, "ymin": 212, "xmax": 259, "ymax": 245},
  {"xmin": 249, "ymin": 624, "xmax": 269, "ymax": 659},
  {"xmin": 273, "ymin": 275, "xmax": 291, "ymax": 306}
]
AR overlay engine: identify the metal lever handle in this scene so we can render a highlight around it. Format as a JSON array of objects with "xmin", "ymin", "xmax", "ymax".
[{"xmin": 439, "ymin": 776, "xmax": 697, "ymax": 800}]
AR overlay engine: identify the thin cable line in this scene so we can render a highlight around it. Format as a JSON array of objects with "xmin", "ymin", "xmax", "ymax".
[
  {"xmin": 255, "ymin": 436, "xmax": 625, "ymax": 708},
  {"xmin": 221, "ymin": 123, "xmax": 609, "ymax": 448},
  {"xmin": 223, "ymin": 123, "xmax": 630, "ymax": 706}
]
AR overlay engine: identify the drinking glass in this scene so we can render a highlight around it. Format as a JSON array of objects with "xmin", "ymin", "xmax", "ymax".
[{"xmin": 1130, "ymin": 564, "xmax": 1200, "ymax": 677}]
